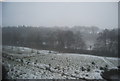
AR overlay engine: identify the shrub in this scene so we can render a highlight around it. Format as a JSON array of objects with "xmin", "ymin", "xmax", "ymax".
[
  {"xmin": 87, "ymin": 68, "xmax": 91, "ymax": 72},
  {"xmin": 104, "ymin": 65, "xmax": 108, "ymax": 71},
  {"xmin": 91, "ymin": 62, "xmax": 95, "ymax": 65},
  {"xmin": 100, "ymin": 67, "xmax": 104, "ymax": 70},
  {"xmin": 105, "ymin": 65, "xmax": 108, "ymax": 68},
  {"xmin": 21, "ymin": 59, "xmax": 23, "ymax": 63},
  {"xmin": 81, "ymin": 67, "xmax": 86, "ymax": 71},
  {"xmin": 86, "ymin": 74, "xmax": 89, "ymax": 77},
  {"xmin": 100, "ymin": 66, "xmax": 108, "ymax": 71},
  {"xmin": 74, "ymin": 71, "xmax": 79, "ymax": 74}
]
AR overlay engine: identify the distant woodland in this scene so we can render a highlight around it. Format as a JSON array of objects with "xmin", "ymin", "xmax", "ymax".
[{"xmin": 2, "ymin": 26, "xmax": 119, "ymax": 57}]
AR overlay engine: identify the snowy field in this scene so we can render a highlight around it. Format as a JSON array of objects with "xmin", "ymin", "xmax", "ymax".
[{"xmin": 2, "ymin": 46, "xmax": 120, "ymax": 80}]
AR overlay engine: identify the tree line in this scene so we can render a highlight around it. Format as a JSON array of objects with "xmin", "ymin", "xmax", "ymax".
[
  {"xmin": 2, "ymin": 26, "xmax": 119, "ymax": 57},
  {"xmin": 2, "ymin": 26, "xmax": 86, "ymax": 50},
  {"xmin": 94, "ymin": 28, "xmax": 119, "ymax": 57}
]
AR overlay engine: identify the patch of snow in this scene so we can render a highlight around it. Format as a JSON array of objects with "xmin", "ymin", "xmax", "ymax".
[{"xmin": 2, "ymin": 46, "xmax": 119, "ymax": 79}]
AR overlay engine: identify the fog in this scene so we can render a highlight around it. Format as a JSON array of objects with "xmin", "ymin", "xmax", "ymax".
[
  {"xmin": 2, "ymin": 2, "xmax": 119, "ymax": 80},
  {"xmin": 2, "ymin": 2, "xmax": 118, "ymax": 29}
]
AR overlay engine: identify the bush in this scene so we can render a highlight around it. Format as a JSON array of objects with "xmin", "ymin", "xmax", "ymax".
[
  {"xmin": 81, "ymin": 67, "xmax": 86, "ymax": 71},
  {"xmin": 87, "ymin": 68, "xmax": 91, "ymax": 72},
  {"xmin": 105, "ymin": 65, "xmax": 108, "ymax": 68},
  {"xmin": 86, "ymin": 74, "xmax": 89, "ymax": 77},
  {"xmin": 100, "ymin": 66, "xmax": 108, "ymax": 71},
  {"xmin": 91, "ymin": 62, "xmax": 95, "ymax": 65},
  {"xmin": 100, "ymin": 67, "xmax": 104, "ymax": 70}
]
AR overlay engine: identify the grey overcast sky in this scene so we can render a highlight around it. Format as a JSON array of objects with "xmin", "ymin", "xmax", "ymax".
[{"xmin": 2, "ymin": 2, "xmax": 118, "ymax": 29}]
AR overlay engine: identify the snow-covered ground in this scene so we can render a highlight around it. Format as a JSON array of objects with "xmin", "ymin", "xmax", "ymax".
[{"xmin": 2, "ymin": 46, "xmax": 120, "ymax": 79}]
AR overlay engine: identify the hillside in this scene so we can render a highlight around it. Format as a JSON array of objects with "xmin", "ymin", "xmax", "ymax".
[{"xmin": 2, "ymin": 46, "xmax": 119, "ymax": 80}]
